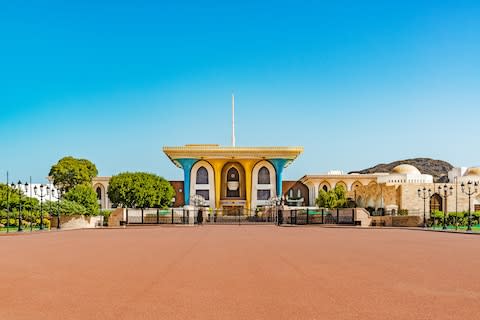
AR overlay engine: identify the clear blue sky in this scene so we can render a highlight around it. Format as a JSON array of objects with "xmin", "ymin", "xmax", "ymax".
[{"xmin": 1, "ymin": 0, "xmax": 479, "ymax": 183}]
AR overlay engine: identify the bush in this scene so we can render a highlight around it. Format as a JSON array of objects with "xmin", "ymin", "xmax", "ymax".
[{"xmin": 63, "ymin": 185, "xmax": 99, "ymax": 215}]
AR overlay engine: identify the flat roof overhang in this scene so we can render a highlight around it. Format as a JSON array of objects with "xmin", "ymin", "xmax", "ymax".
[{"xmin": 163, "ymin": 145, "xmax": 303, "ymax": 168}]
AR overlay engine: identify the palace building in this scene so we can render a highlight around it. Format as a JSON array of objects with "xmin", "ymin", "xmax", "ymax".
[
  {"xmin": 162, "ymin": 144, "xmax": 303, "ymax": 212},
  {"xmin": 90, "ymin": 96, "xmax": 480, "ymax": 220}
]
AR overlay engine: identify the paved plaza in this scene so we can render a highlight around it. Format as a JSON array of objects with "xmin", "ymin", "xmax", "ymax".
[{"xmin": 1, "ymin": 226, "xmax": 479, "ymax": 319}]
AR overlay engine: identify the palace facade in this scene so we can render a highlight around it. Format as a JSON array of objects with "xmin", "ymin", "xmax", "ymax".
[{"xmin": 92, "ymin": 145, "xmax": 480, "ymax": 216}]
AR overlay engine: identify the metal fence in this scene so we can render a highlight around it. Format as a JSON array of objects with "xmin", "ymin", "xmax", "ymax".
[
  {"xmin": 125, "ymin": 207, "xmax": 277, "ymax": 225},
  {"xmin": 125, "ymin": 208, "xmax": 187, "ymax": 225},
  {"xmin": 279, "ymin": 208, "xmax": 356, "ymax": 226},
  {"xmin": 124, "ymin": 207, "xmax": 357, "ymax": 226}
]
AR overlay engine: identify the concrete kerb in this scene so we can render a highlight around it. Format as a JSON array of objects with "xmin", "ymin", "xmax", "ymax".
[
  {"xmin": 292, "ymin": 224, "xmax": 480, "ymax": 235},
  {"xmin": 2, "ymin": 224, "xmax": 479, "ymax": 236}
]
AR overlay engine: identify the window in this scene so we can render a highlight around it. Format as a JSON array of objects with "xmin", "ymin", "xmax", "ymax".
[
  {"xmin": 96, "ymin": 187, "xmax": 102, "ymax": 200},
  {"xmin": 322, "ymin": 185, "xmax": 328, "ymax": 192},
  {"xmin": 257, "ymin": 189, "xmax": 271, "ymax": 200},
  {"xmin": 196, "ymin": 167, "xmax": 208, "ymax": 184},
  {"xmin": 226, "ymin": 167, "xmax": 240, "ymax": 197},
  {"xmin": 196, "ymin": 190, "xmax": 209, "ymax": 200},
  {"xmin": 227, "ymin": 167, "xmax": 239, "ymax": 181},
  {"xmin": 258, "ymin": 167, "xmax": 270, "ymax": 184}
]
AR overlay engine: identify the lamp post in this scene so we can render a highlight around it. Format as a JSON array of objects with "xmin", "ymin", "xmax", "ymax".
[
  {"xmin": 190, "ymin": 194, "xmax": 206, "ymax": 225},
  {"xmin": 438, "ymin": 184, "xmax": 453, "ymax": 230},
  {"xmin": 50, "ymin": 188, "xmax": 63, "ymax": 229},
  {"xmin": 461, "ymin": 181, "xmax": 478, "ymax": 232},
  {"xmin": 34, "ymin": 184, "xmax": 50, "ymax": 230},
  {"xmin": 270, "ymin": 195, "xmax": 285, "ymax": 225},
  {"xmin": 11, "ymin": 180, "xmax": 28, "ymax": 232},
  {"xmin": 417, "ymin": 187, "xmax": 431, "ymax": 228}
]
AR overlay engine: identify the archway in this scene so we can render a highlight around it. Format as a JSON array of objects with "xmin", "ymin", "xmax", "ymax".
[
  {"xmin": 221, "ymin": 162, "xmax": 246, "ymax": 200},
  {"xmin": 430, "ymin": 193, "xmax": 442, "ymax": 212}
]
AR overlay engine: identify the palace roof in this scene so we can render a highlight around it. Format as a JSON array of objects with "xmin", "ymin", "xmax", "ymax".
[{"xmin": 163, "ymin": 144, "xmax": 303, "ymax": 168}]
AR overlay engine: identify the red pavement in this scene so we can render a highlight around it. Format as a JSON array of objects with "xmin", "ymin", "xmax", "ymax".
[{"xmin": 1, "ymin": 226, "xmax": 479, "ymax": 320}]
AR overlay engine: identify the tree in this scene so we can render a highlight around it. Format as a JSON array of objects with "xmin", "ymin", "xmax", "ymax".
[
  {"xmin": 49, "ymin": 156, "xmax": 98, "ymax": 192},
  {"xmin": 43, "ymin": 199, "xmax": 88, "ymax": 216},
  {"xmin": 107, "ymin": 172, "xmax": 174, "ymax": 208},
  {"xmin": 63, "ymin": 185, "xmax": 99, "ymax": 215},
  {"xmin": 0, "ymin": 184, "xmax": 20, "ymax": 210},
  {"xmin": 315, "ymin": 185, "xmax": 348, "ymax": 209}
]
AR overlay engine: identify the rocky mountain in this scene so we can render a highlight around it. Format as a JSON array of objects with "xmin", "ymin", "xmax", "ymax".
[{"xmin": 350, "ymin": 158, "xmax": 453, "ymax": 183}]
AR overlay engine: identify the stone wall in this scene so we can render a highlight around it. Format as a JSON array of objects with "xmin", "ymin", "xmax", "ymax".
[
  {"xmin": 108, "ymin": 208, "xmax": 125, "ymax": 227},
  {"xmin": 51, "ymin": 215, "xmax": 103, "ymax": 230},
  {"xmin": 370, "ymin": 215, "xmax": 423, "ymax": 227}
]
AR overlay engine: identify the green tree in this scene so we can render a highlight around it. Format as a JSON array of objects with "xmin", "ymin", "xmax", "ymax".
[
  {"xmin": 107, "ymin": 172, "xmax": 174, "ymax": 208},
  {"xmin": 49, "ymin": 156, "xmax": 98, "ymax": 191},
  {"xmin": 0, "ymin": 184, "xmax": 20, "ymax": 210},
  {"xmin": 63, "ymin": 185, "xmax": 99, "ymax": 215},
  {"xmin": 43, "ymin": 199, "xmax": 88, "ymax": 216},
  {"xmin": 315, "ymin": 185, "xmax": 348, "ymax": 209}
]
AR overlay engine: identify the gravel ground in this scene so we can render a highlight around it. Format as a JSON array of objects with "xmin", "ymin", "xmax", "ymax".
[{"xmin": 1, "ymin": 226, "xmax": 479, "ymax": 320}]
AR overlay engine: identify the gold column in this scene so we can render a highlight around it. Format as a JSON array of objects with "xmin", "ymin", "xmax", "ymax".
[
  {"xmin": 241, "ymin": 159, "xmax": 256, "ymax": 211},
  {"xmin": 210, "ymin": 159, "xmax": 226, "ymax": 209}
]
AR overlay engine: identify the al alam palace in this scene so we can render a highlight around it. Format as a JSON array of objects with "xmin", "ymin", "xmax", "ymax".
[
  {"xmin": 91, "ymin": 97, "xmax": 480, "ymax": 223},
  {"xmin": 92, "ymin": 144, "xmax": 480, "ymax": 220}
]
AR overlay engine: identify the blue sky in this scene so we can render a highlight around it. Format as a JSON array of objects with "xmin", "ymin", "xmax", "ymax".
[{"xmin": 1, "ymin": 0, "xmax": 479, "ymax": 183}]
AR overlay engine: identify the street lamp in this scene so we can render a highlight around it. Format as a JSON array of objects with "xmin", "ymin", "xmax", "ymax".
[
  {"xmin": 190, "ymin": 194, "xmax": 206, "ymax": 224},
  {"xmin": 34, "ymin": 184, "xmax": 50, "ymax": 230},
  {"xmin": 417, "ymin": 187, "xmax": 431, "ymax": 228},
  {"xmin": 461, "ymin": 181, "xmax": 478, "ymax": 232},
  {"xmin": 10, "ymin": 180, "xmax": 28, "ymax": 232},
  {"xmin": 269, "ymin": 195, "xmax": 285, "ymax": 225},
  {"xmin": 438, "ymin": 184, "xmax": 453, "ymax": 230},
  {"xmin": 50, "ymin": 188, "xmax": 63, "ymax": 229}
]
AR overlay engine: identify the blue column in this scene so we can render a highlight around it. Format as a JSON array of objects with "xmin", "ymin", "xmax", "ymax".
[
  {"xmin": 270, "ymin": 159, "xmax": 289, "ymax": 197},
  {"xmin": 177, "ymin": 158, "xmax": 197, "ymax": 205}
]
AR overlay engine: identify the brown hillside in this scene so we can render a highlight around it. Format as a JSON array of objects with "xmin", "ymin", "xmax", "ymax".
[{"xmin": 350, "ymin": 158, "xmax": 453, "ymax": 183}]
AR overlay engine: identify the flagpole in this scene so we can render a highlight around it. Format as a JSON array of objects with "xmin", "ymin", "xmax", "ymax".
[{"xmin": 232, "ymin": 93, "xmax": 236, "ymax": 147}]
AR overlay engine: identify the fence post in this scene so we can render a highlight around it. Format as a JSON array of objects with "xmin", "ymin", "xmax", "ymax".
[
  {"xmin": 156, "ymin": 208, "xmax": 160, "ymax": 224},
  {"xmin": 182, "ymin": 208, "xmax": 185, "ymax": 224},
  {"xmin": 352, "ymin": 208, "xmax": 355, "ymax": 225},
  {"xmin": 336, "ymin": 208, "xmax": 339, "ymax": 224},
  {"xmin": 321, "ymin": 208, "xmax": 324, "ymax": 224},
  {"xmin": 171, "ymin": 208, "xmax": 174, "ymax": 224},
  {"xmin": 306, "ymin": 208, "xmax": 309, "ymax": 224},
  {"xmin": 126, "ymin": 208, "xmax": 129, "ymax": 225},
  {"xmin": 141, "ymin": 208, "xmax": 144, "ymax": 224},
  {"xmin": 278, "ymin": 209, "xmax": 283, "ymax": 225}
]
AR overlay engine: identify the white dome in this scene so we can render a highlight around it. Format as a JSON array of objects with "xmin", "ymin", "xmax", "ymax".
[
  {"xmin": 391, "ymin": 164, "xmax": 421, "ymax": 175},
  {"xmin": 464, "ymin": 167, "xmax": 480, "ymax": 176}
]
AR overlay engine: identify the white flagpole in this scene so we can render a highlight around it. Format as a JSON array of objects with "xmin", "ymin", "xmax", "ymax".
[{"xmin": 232, "ymin": 93, "xmax": 236, "ymax": 147}]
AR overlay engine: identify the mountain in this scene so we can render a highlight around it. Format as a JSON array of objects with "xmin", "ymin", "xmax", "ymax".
[{"xmin": 350, "ymin": 158, "xmax": 453, "ymax": 183}]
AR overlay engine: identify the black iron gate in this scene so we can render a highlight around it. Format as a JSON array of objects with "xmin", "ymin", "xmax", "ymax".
[
  {"xmin": 280, "ymin": 208, "xmax": 356, "ymax": 225},
  {"xmin": 124, "ymin": 208, "xmax": 356, "ymax": 226}
]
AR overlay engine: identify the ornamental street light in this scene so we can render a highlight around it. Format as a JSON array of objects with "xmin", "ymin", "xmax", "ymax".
[
  {"xmin": 461, "ymin": 181, "xmax": 478, "ymax": 232},
  {"xmin": 34, "ymin": 184, "xmax": 50, "ymax": 230},
  {"xmin": 417, "ymin": 187, "xmax": 431, "ymax": 228},
  {"xmin": 50, "ymin": 188, "xmax": 63, "ymax": 229},
  {"xmin": 10, "ymin": 180, "xmax": 28, "ymax": 232},
  {"xmin": 190, "ymin": 194, "xmax": 206, "ymax": 225},
  {"xmin": 269, "ymin": 195, "xmax": 285, "ymax": 225},
  {"xmin": 438, "ymin": 184, "xmax": 453, "ymax": 230}
]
